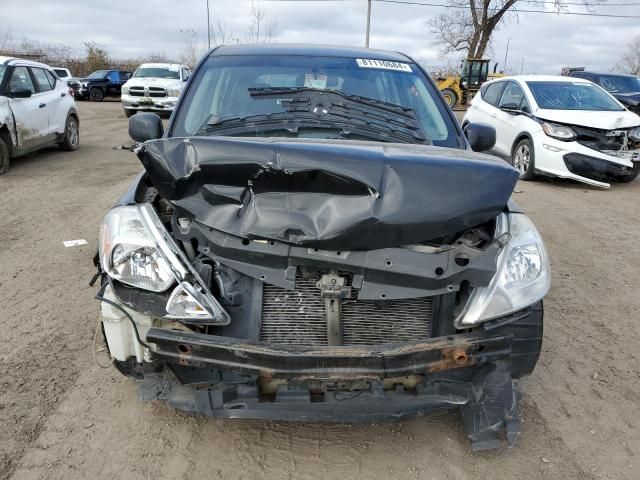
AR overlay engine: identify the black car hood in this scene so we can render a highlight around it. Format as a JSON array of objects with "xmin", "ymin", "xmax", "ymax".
[
  {"xmin": 137, "ymin": 136, "xmax": 519, "ymax": 250},
  {"xmin": 613, "ymin": 92, "xmax": 640, "ymax": 107}
]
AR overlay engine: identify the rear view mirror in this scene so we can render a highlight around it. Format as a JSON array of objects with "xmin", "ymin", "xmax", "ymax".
[
  {"xmin": 11, "ymin": 89, "xmax": 32, "ymax": 98},
  {"xmin": 464, "ymin": 123, "xmax": 496, "ymax": 152},
  {"xmin": 129, "ymin": 112, "xmax": 163, "ymax": 142}
]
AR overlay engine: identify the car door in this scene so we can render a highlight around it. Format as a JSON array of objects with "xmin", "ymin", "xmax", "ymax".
[
  {"xmin": 493, "ymin": 81, "xmax": 529, "ymax": 155},
  {"xmin": 5, "ymin": 66, "xmax": 49, "ymax": 147},
  {"xmin": 467, "ymin": 81, "xmax": 507, "ymax": 153},
  {"xmin": 30, "ymin": 67, "xmax": 64, "ymax": 135}
]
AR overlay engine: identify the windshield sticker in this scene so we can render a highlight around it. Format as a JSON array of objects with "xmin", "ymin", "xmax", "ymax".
[
  {"xmin": 304, "ymin": 74, "xmax": 327, "ymax": 89},
  {"xmin": 356, "ymin": 59, "xmax": 412, "ymax": 72}
]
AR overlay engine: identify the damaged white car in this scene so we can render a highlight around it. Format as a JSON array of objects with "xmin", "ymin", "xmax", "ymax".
[
  {"xmin": 463, "ymin": 75, "xmax": 640, "ymax": 188},
  {"xmin": 0, "ymin": 56, "xmax": 79, "ymax": 174},
  {"xmin": 121, "ymin": 63, "xmax": 191, "ymax": 118}
]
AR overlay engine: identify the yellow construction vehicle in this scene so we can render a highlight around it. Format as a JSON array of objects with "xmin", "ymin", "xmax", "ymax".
[{"xmin": 436, "ymin": 58, "xmax": 499, "ymax": 109}]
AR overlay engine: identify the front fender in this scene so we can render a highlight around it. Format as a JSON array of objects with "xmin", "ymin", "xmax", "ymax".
[{"xmin": 0, "ymin": 97, "xmax": 18, "ymax": 150}]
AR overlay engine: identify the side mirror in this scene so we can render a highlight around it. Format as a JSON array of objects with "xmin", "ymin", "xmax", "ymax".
[
  {"xmin": 11, "ymin": 89, "xmax": 32, "ymax": 98},
  {"xmin": 464, "ymin": 123, "xmax": 496, "ymax": 152},
  {"xmin": 500, "ymin": 103, "xmax": 520, "ymax": 114},
  {"xmin": 129, "ymin": 112, "xmax": 163, "ymax": 142}
]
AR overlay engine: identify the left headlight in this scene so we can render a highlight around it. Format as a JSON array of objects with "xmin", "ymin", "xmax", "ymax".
[
  {"xmin": 541, "ymin": 122, "xmax": 576, "ymax": 141},
  {"xmin": 456, "ymin": 213, "xmax": 550, "ymax": 327},
  {"xmin": 99, "ymin": 204, "xmax": 230, "ymax": 323},
  {"xmin": 629, "ymin": 126, "xmax": 640, "ymax": 142},
  {"xmin": 166, "ymin": 88, "xmax": 181, "ymax": 97}
]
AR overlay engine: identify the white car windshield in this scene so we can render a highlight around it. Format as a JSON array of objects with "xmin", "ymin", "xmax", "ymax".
[
  {"xmin": 134, "ymin": 67, "xmax": 180, "ymax": 79},
  {"xmin": 527, "ymin": 81, "xmax": 623, "ymax": 111}
]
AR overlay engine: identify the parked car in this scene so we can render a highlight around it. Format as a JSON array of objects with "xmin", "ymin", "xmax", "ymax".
[
  {"xmin": 93, "ymin": 44, "xmax": 551, "ymax": 450},
  {"xmin": 77, "ymin": 69, "xmax": 131, "ymax": 101},
  {"xmin": 52, "ymin": 67, "xmax": 73, "ymax": 81},
  {"xmin": 463, "ymin": 75, "xmax": 640, "ymax": 188},
  {"xmin": 565, "ymin": 68, "xmax": 640, "ymax": 115},
  {"xmin": 121, "ymin": 63, "xmax": 191, "ymax": 117},
  {"xmin": 0, "ymin": 56, "xmax": 79, "ymax": 174}
]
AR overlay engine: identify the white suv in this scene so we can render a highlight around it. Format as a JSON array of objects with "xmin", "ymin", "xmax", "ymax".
[
  {"xmin": 0, "ymin": 57, "xmax": 79, "ymax": 175},
  {"xmin": 121, "ymin": 63, "xmax": 191, "ymax": 117}
]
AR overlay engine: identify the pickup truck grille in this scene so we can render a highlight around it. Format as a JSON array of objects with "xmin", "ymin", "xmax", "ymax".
[
  {"xmin": 260, "ymin": 275, "xmax": 433, "ymax": 346},
  {"xmin": 128, "ymin": 86, "xmax": 167, "ymax": 98}
]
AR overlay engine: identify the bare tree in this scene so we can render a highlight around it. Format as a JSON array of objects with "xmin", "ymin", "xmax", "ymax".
[
  {"xmin": 429, "ymin": 1, "xmax": 603, "ymax": 60},
  {"xmin": 211, "ymin": 20, "xmax": 236, "ymax": 45},
  {"xmin": 179, "ymin": 28, "xmax": 205, "ymax": 68},
  {"xmin": 616, "ymin": 35, "xmax": 640, "ymax": 75},
  {"xmin": 247, "ymin": 0, "xmax": 277, "ymax": 43}
]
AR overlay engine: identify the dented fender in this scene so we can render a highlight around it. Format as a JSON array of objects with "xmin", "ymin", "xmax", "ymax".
[{"xmin": 0, "ymin": 97, "xmax": 18, "ymax": 150}]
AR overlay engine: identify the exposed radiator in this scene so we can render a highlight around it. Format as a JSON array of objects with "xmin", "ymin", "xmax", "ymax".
[{"xmin": 260, "ymin": 275, "xmax": 433, "ymax": 346}]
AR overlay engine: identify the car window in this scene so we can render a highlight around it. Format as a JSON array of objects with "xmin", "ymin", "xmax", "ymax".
[
  {"xmin": 106, "ymin": 71, "xmax": 119, "ymax": 82},
  {"xmin": 499, "ymin": 82, "xmax": 525, "ymax": 109},
  {"xmin": 527, "ymin": 81, "xmax": 623, "ymax": 111},
  {"xmin": 31, "ymin": 68, "xmax": 54, "ymax": 92},
  {"xmin": 482, "ymin": 82, "xmax": 506, "ymax": 107},
  {"xmin": 173, "ymin": 55, "xmax": 459, "ymax": 147},
  {"xmin": 594, "ymin": 74, "xmax": 638, "ymax": 94},
  {"xmin": 45, "ymin": 70, "xmax": 57, "ymax": 88},
  {"xmin": 53, "ymin": 68, "xmax": 68, "ymax": 78},
  {"xmin": 88, "ymin": 70, "xmax": 108, "ymax": 79},
  {"xmin": 9, "ymin": 66, "xmax": 36, "ymax": 94}
]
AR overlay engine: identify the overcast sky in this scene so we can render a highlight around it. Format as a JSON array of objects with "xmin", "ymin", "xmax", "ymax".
[{"xmin": 1, "ymin": 0, "xmax": 638, "ymax": 74}]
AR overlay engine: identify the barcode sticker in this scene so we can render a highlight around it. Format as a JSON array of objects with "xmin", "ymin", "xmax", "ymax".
[{"xmin": 356, "ymin": 59, "xmax": 412, "ymax": 72}]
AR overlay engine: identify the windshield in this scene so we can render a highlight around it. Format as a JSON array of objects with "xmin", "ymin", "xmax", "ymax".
[
  {"xmin": 172, "ymin": 55, "xmax": 458, "ymax": 147},
  {"xmin": 134, "ymin": 67, "xmax": 180, "ymax": 79},
  {"xmin": 527, "ymin": 81, "xmax": 623, "ymax": 111},
  {"xmin": 594, "ymin": 74, "xmax": 639, "ymax": 94},
  {"xmin": 0, "ymin": 65, "xmax": 6, "ymax": 86},
  {"xmin": 88, "ymin": 70, "xmax": 108, "ymax": 79}
]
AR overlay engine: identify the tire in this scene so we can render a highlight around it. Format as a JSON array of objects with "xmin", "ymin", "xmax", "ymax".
[
  {"xmin": 442, "ymin": 88, "xmax": 458, "ymax": 109},
  {"xmin": 59, "ymin": 115, "xmax": 80, "ymax": 151},
  {"xmin": 0, "ymin": 138, "xmax": 9, "ymax": 175},
  {"xmin": 512, "ymin": 138, "xmax": 536, "ymax": 180},
  {"xmin": 89, "ymin": 87, "xmax": 104, "ymax": 102},
  {"xmin": 124, "ymin": 109, "xmax": 137, "ymax": 118},
  {"xmin": 615, "ymin": 162, "xmax": 640, "ymax": 183}
]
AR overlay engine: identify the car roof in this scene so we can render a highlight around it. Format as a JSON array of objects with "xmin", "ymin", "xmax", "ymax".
[
  {"xmin": 209, "ymin": 43, "xmax": 413, "ymax": 62},
  {"xmin": 138, "ymin": 63, "xmax": 187, "ymax": 69},
  {"xmin": 0, "ymin": 56, "xmax": 53, "ymax": 69},
  {"xmin": 571, "ymin": 70, "xmax": 637, "ymax": 78},
  {"xmin": 489, "ymin": 74, "xmax": 594, "ymax": 84}
]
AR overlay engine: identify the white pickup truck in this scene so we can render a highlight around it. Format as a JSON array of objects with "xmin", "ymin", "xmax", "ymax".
[{"xmin": 121, "ymin": 63, "xmax": 191, "ymax": 117}]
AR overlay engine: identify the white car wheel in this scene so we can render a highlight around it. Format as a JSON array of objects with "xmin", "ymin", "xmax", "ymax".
[{"xmin": 512, "ymin": 139, "xmax": 535, "ymax": 180}]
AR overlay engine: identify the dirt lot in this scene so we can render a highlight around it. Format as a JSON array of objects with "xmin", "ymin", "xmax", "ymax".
[{"xmin": 1, "ymin": 100, "xmax": 639, "ymax": 480}]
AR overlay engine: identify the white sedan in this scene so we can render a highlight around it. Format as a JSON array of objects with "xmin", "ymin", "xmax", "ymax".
[{"xmin": 463, "ymin": 75, "xmax": 640, "ymax": 188}]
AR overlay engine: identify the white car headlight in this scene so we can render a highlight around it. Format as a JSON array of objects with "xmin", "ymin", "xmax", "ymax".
[
  {"xmin": 456, "ymin": 213, "xmax": 550, "ymax": 327},
  {"xmin": 166, "ymin": 88, "xmax": 181, "ymax": 97},
  {"xmin": 541, "ymin": 122, "xmax": 576, "ymax": 141},
  {"xmin": 121, "ymin": 85, "xmax": 129, "ymax": 95},
  {"xmin": 99, "ymin": 204, "xmax": 229, "ymax": 323},
  {"xmin": 629, "ymin": 127, "xmax": 640, "ymax": 142}
]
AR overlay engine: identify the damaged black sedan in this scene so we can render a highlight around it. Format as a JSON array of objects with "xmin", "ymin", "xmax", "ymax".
[{"xmin": 94, "ymin": 44, "xmax": 550, "ymax": 451}]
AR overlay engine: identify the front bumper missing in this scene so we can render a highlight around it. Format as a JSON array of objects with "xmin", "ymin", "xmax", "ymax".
[{"xmin": 142, "ymin": 329, "xmax": 521, "ymax": 450}]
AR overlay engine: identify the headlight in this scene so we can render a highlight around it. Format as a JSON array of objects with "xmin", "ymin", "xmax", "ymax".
[
  {"xmin": 541, "ymin": 122, "xmax": 576, "ymax": 141},
  {"xmin": 629, "ymin": 127, "xmax": 640, "ymax": 142},
  {"xmin": 456, "ymin": 213, "xmax": 550, "ymax": 327},
  {"xmin": 99, "ymin": 204, "xmax": 229, "ymax": 323},
  {"xmin": 82, "ymin": 82, "xmax": 88, "ymax": 88},
  {"xmin": 167, "ymin": 88, "xmax": 181, "ymax": 97},
  {"xmin": 121, "ymin": 86, "xmax": 129, "ymax": 95}
]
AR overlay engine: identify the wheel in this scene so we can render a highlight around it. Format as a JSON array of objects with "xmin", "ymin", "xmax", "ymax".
[
  {"xmin": 124, "ymin": 109, "xmax": 136, "ymax": 118},
  {"xmin": 0, "ymin": 138, "xmax": 9, "ymax": 175},
  {"xmin": 59, "ymin": 115, "xmax": 80, "ymax": 151},
  {"xmin": 512, "ymin": 138, "xmax": 536, "ymax": 180},
  {"xmin": 442, "ymin": 88, "xmax": 458, "ymax": 109},
  {"xmin": 615, "ymin": 162, "xmax": 640, "ymax": 183},
  {"xmin": 89, "ymin": 87, "xmax": 104, "ymax": 102}
]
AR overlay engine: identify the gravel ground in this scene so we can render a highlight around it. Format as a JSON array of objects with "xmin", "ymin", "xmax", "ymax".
[{"xmin": 1, "ymin": 101, "xmax": 639, "ymax": 480}]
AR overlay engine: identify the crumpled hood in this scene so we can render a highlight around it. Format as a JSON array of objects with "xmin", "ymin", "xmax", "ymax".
[
  {"xmin": 137, "ymin": 137, "xmax": 519, "ymax": 250},
  {"xmin": 613, "ymin": 92, "xmax": 640, "ymax": 108},
  {"xmin": 535, "ymin": 108, "xmax": 640, "ymax": 129},
  {"xmin": 124, "ymin": 77, "xmax": 183, "ymax": 90}
]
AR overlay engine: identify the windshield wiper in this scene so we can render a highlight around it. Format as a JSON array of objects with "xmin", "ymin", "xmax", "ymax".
[{"xmin": 197, "ymin": 88, "xmax": 430, "ymax": 144}]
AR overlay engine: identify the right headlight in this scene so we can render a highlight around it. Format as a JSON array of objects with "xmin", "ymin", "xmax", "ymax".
[
  {"xmin": 456, "ymin": 213, "xmax": 550, "ymax": 327},
  {"xmin": 99, "ymin": 204, "xmax": 230, "ymax": 323},
  {"xmin": 121, "ymin": 85, "xmax": 129, "ymax": 95}
]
